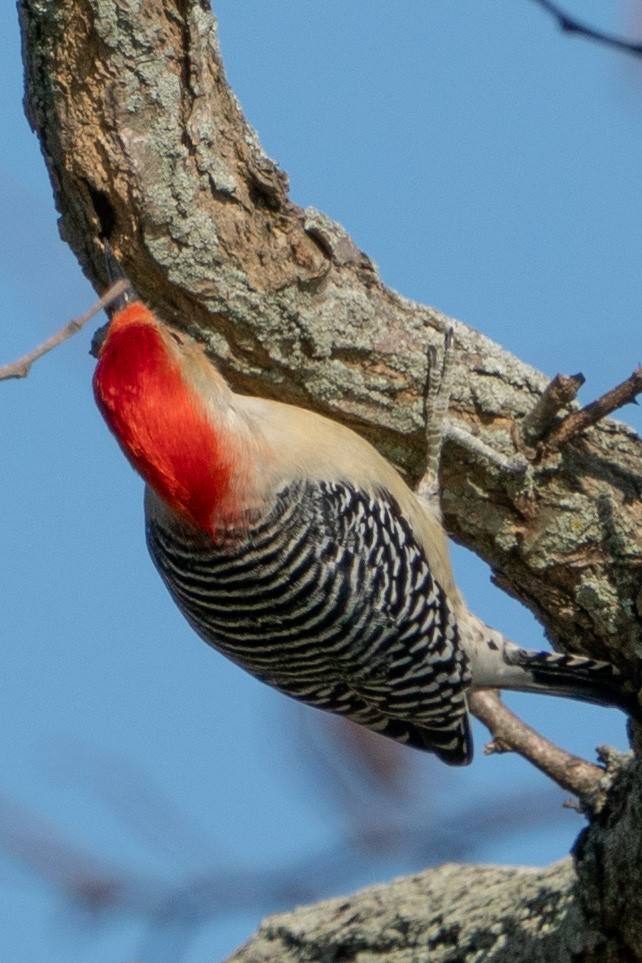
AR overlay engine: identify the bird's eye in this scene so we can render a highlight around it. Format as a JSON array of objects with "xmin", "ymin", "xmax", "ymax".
[{"xmin": 169, "ymin": 331, "xmax": 184, "ymax": 346}]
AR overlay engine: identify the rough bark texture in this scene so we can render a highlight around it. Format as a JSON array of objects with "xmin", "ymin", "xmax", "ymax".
[
  {"xmin": 229, "ymin": 861, "xmax": 582, "ymax": 963},
  {"xmin": 229, "ymin": 750, "xmax": 642, "ymax": 961},
  {"xmin": 17, "ymin": 1, "xmax": 642, "ymax": 959}
]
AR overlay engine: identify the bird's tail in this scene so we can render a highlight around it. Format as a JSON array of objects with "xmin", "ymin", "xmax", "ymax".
[
  {"xmin": 500, "ymin": 644, "xmax": 641, "ymax": 720},
  {"xmin": 464, "ymin": 614, "xmax": 640, "ymax": 721}
]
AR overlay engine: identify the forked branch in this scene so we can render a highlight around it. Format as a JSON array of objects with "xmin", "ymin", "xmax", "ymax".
[{"xmin": 540, "ymin": 366, "xmax": 642, "ymax": 453}]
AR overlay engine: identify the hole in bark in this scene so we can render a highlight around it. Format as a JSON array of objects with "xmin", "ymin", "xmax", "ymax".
[
  {"xmin": 248, "ymin": 170, "xmax": 282, "ymax": 210},
  {"xmin": 86, "ymin": 184, "xmax": 117, "ymax": 239}
]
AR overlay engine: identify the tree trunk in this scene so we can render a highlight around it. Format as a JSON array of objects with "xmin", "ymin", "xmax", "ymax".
[{"xmin": 18, "ymin": 1, "xmax": 642, "ymax": 958}]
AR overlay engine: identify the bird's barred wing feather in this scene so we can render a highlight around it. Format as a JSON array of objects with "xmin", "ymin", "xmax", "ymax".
[{"xmin": 146, "ymin": 480, "xmax": 473, "ymax": 764}]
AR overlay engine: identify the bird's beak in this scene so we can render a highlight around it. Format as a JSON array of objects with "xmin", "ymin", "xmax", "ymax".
[
  {"xmin": 103, "ymin": 240, "xmax": 136, "ymax": 318},
  {"xmin": 89, "ymin": 241, "xmax": 138, "ymax": 358}
]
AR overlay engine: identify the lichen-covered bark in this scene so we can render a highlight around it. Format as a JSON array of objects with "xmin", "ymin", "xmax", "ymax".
[
  {"xmin": 17, "ymin": 0, "xmax": 642, "ymax": 958},
  {"xmin": 228, "ymin": 861, "xmax": 580, "ymax": 963},
  {"xmin": 223, "ymin": 750, "xmax": 642, "ymax": 963},
  {"xmin": 228, "ymin": 849, "xmax": 640, "ymax": 963}
]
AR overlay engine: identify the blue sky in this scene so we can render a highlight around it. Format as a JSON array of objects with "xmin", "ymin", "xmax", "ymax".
[{"xmin": 1, "ymin": 2, "xmax": 641, "ymax": 960}]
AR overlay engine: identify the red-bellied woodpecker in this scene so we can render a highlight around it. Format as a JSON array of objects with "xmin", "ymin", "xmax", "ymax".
[{"xmin": 93, "ymin": 271, "xmax": 639, "ymax": 765}]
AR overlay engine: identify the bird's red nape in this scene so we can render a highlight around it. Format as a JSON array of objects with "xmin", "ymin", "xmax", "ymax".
[{"xmin": 93, "ymin": 303, "xmax": 233, "ymax": 533}]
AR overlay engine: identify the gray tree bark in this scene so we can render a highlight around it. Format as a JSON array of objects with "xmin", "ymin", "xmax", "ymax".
[
  {"xmin": 17, "ymin": 1, "xmax": 642, "ymax": 959},
  {"xmin": 229, "ymin": 861, "xmax": 583, "ymax": 962}
]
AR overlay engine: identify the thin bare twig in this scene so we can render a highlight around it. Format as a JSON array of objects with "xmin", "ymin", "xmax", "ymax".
[
  {"xmin": 540, "ymin": 366, "xmax": 642, "ymax": 453},
  {"xmin": 530, "ymin": 0, "xmax": 642, "ymax": 59},
  {"xmin": 0, "ymin": 278, "xmax": 130, "ymax": 382},
  {"xmin": 519, "ymin": 372, "xmax": 585, "ymax": 447},
  {"xmin": 469, "ymin": 689, "xmax": 604, "ymax": 804}
]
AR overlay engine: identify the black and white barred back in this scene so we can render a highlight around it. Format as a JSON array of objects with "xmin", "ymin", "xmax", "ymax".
[{"xmin": 146, "ymin": 480, "xmax": 473, "ymax": 764}]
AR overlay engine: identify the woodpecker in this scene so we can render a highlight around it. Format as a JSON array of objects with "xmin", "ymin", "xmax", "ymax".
[{"xmin": 93, "ymin": 277, "xmax": 639, "ymax": 765}]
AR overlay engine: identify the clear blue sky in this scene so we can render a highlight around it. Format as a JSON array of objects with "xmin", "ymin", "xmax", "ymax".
[{"xmin": 1, "ymin": 2, "xmax": 641, "ymax": 960}]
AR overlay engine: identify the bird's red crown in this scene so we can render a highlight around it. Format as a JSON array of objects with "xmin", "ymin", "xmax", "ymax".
[{"xmin": 93, "ymin": 303, "xmax": 233, "ymax": 533}]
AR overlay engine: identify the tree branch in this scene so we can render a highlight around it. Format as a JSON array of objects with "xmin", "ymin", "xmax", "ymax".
[
  {"xmin": 519, "ymin": 372, "xmax": 585, "ymax": 446},
  {"xmin": 468, "ymin": 690, "xmax": 604, "ymax": 805},
  {"xmin": 228, "ymin": 859, "xmax": 582, "ymax": 962},
  {"xmin": 16, "ymin": 1, "xmax": 642, "ymax": 957},
  {"xmin": 0, "ymin": 279, "xmax": 130, "ymax": 381},
  {"xmin": 18, "ymin": 0, "xmax": 642, "ymax": 682},
  {"xmin": 530, "ymin": 0, "xmax": 642, "ymax": 58},
  {"xmin": 540, "ymin": 367, "xmax": 642, "ymax": 453}
]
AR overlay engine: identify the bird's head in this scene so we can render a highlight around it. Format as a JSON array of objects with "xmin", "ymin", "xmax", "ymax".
[{"xmin": 93, "ymin": 301, "xmax": 236, "ymax": 534}]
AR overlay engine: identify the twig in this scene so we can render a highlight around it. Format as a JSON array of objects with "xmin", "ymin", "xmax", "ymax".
[
  {"xmin": 519, "ymin": 372, "xmax": 585, "ymax": 446},
  {"xmin": 469, "ymin": 689, "xmax": 603, "ymax": 804},
  {"xmin": 530, "ymin": 0, "xmax": 642, "ymax": 59},
  {"xmin": 540, "ymin": 366, "xmax": 642, "ymax": 452},
  {"xmin": 0, "ymin": 278, "xmax": 131, "ymax": 382}
]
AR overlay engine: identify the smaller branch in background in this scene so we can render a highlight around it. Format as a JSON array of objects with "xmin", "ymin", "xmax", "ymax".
[
  {"xmin": 530, "ymin": 0, "xmax": 642, "ymax": 58},
  {"xmin": 518, "ymin": 372, "xmax": 585, "ymax": 447},
  {"xmin": 538, "ymin": 366, "xmax": 642, "ymax": 455},
  {"xmin": 469, "ymin": 689, "xmax": 604, "ymax": 806},
  {"xmin": 0, "ymin": 278, "xmax": 130, "ymax": 382}
]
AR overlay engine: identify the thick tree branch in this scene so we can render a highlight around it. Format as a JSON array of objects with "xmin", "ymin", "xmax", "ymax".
[
  {"xmin": 18, "ymin": 0, "xmax": 642, "ymax": 682},
  {"xmin": 227, "ymin": 747, "xmax": 642, "ymax": 962},
  {"xmin": 227, "ymin": 858, "xmax": 595, "ymax": 962},
  {"xmin": 17, "ymin": 1, "xmax": 642, "ymax": 958}
]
